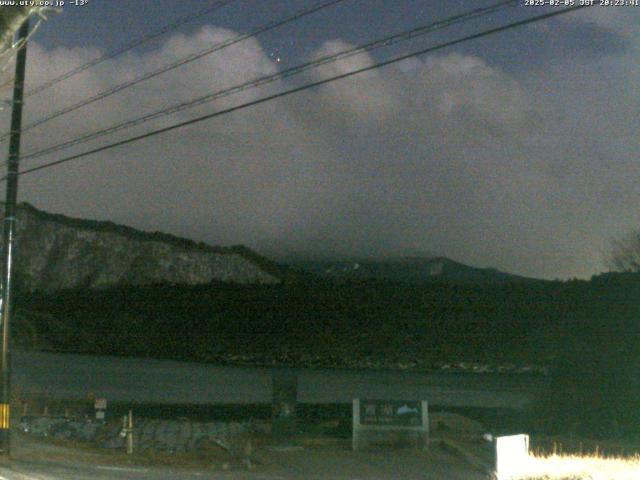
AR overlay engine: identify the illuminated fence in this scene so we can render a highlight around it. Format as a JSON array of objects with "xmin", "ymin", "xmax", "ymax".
[
  {"xmin": 494, "ymin": 434, "xmax": 640, "ymax": 480},
  {"xmin": 515, "ymin": 453, "xmax": 640, "ymax": 480}
]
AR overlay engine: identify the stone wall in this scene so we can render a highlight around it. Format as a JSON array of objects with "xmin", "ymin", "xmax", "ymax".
[{"xmin": 18, "ymin": 415, "xmax": 255, "ymax": 457}]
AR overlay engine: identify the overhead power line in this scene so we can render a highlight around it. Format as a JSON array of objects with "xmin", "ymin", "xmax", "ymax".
[
  {"xmin": 23, "ymin": 0, "xmax": 237, "ymax": 98},
  {"xmin": 10, "ymin": 4, "xmax": 588, "ymax": 179},
  {"xmin": 20, "ymin": 0, "xmax": 518, "ymax": 162},
  {"xmin": 0, "ymin": 0, "xmax": 347, "ymax": 142}
]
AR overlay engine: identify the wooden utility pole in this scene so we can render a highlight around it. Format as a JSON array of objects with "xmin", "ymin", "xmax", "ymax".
[{"xmin": 0, "ymin": 17, "xmax": 29, "ymax": 457}]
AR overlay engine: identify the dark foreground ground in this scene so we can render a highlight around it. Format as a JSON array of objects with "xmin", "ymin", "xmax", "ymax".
[{"xmin": 0, "ymin": 430, "xmax": 489, "ymax": 480}]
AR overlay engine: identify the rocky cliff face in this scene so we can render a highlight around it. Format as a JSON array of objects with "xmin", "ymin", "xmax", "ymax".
[{"xmin": 5, "ymin": 203, "xmax": 280, "ymax": 292}]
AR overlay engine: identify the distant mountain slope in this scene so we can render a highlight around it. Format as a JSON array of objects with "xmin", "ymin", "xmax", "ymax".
[
  {"xmin": 286, "ymin": 256, "xmax": 538, "ymax": 284},
  {"xmin": 6, "ymin": 202, "xmax": 281, "ymax": 291}
]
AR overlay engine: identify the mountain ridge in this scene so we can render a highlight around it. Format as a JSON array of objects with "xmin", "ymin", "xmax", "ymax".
[
  {"xmin": 3, "ymin": 202, "xmax": 537, "ymax": 290},
  {"xmin": 286, "ymin": 255, "xmax": 539, "ymax": 284},
  {"xmin": 5, "ymin": 202, "xmax": 282, "ymax": 291}
]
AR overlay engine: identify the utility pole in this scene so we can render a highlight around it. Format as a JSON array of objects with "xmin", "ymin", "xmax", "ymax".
[{"xmin": 0, "ymin": 17, "xmax": 29, "ymax": 458}]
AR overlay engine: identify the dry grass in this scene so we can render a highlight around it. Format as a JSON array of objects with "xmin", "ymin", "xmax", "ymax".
[{"xmin": 512, "ymin": 452, "xmax": 640, "ymax": 480}]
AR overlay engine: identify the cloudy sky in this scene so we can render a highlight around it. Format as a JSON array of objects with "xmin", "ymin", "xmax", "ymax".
[{"xmin": 0, "ymin": 0, "xmax": 637, "ymax": 280}]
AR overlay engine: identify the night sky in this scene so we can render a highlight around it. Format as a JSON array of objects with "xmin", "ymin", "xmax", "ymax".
[{"xmin": 0, "ymin": 0, "xmax": 637, "ymax": 280}]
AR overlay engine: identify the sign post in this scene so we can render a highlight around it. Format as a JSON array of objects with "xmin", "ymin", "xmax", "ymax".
[
  {"xmin": 271, "ymin": 369, "xmax": 298, "ymax": 441},
  {"xmin": 352, "ymin": 399, "xmax": 429, "ymax": 451}
]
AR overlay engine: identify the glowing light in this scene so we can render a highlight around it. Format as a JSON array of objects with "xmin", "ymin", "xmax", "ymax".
[{"xmin": 496, "ymin": 434, "xmax": 529, "ymax": 480}]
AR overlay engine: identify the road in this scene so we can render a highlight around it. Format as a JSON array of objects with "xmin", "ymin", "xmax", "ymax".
[
  {"xmin": 12, "ymin": 350, "xmax": 547, "ymax": 410},
  {"xmin": 0, "ymin": 446, "xmax": 488, "ymax": 480}
]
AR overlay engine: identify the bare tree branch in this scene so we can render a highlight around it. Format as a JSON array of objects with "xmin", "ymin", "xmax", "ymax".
[{"xmin": 607, "ymin": 229, "xmax": 640, "ymax": 272}]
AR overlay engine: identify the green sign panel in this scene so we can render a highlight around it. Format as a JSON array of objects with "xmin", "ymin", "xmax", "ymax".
[{"xmin": 359, "ymin": 400, "xmax": 422, "ymax": 427}]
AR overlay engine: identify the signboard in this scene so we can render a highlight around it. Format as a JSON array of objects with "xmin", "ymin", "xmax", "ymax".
[
  {"xmin": 360, "ymin": 400, "xmax": 423, "ymax": 427},
  {"xmin": 94, "ymin": 398, "xmax": 107, "ymax": 421},
  {"xmin": 353, "ymin": 399, "xmax": 428, "ymax": 451}
]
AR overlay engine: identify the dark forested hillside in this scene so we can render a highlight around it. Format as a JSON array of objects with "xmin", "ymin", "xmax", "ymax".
[
  {"xmin": 15, "ymin": 272, "xmax": 640, "ymax": 437},
  {"xmin": 14, "ymin": 276, "xmax": 588, "ymax": 368}
]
